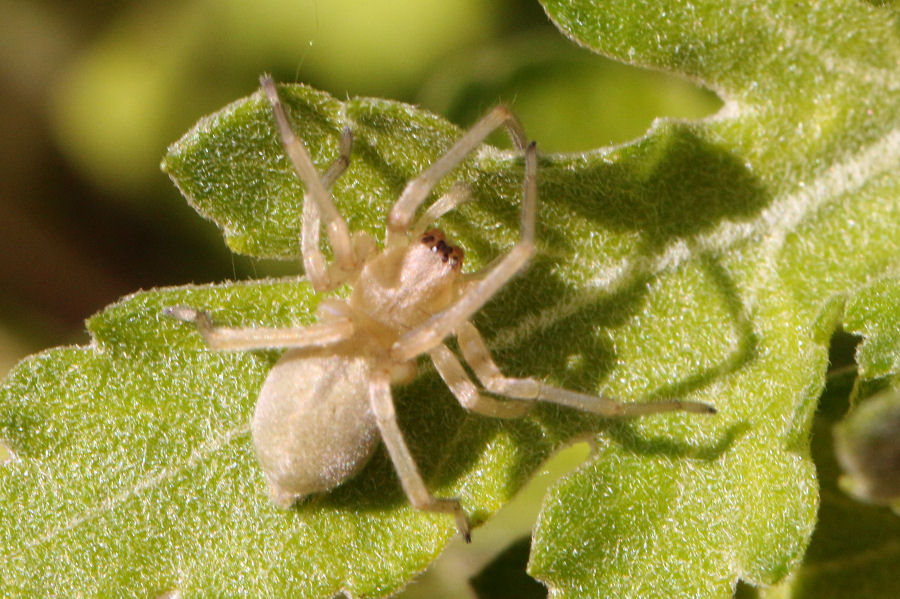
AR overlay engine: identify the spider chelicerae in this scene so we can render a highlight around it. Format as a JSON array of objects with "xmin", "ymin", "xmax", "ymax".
[{"xmin": 166, "ymin": 75, "xmax": 715, "ymax": 541}]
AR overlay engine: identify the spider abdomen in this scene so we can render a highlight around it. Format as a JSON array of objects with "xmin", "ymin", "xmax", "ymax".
[{"xmin": 251, "ymin": 348, "xmax": 379, "ymax": 508}]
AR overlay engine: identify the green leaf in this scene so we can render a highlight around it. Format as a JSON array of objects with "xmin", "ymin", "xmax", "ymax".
[
  {"xmin": 3, "ymin": 1, "xmax": 900, "ymax": 598},
  {"xmin": 836, "ymin": 277, "xmax": 900, "ymax": 510},
  {"xmin": 844, "ymin": 277, "xmax": 900, "ymax": 382},
  {"xmin": 2, "ymin": 280, "xmax": 528, "ymax": 597},
  {"xmin": 752, "ymin": 343, "xmax": 900, "ymax": 599},
  {"xmin": 526, "ymin": 0, "xmax": 900, "ymax": 597},
  {"xmin": 161, "ymin": 85, "xmax": 473, "ymax": 261}
]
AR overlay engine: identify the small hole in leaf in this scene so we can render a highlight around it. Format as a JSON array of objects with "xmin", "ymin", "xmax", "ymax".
[
  {"xmin": 826, "ymin": 327, "xmax": 860, "ymax": 377},
  {"xmin": 821, "ymin": 328, "xmax": 862, "ymax": 419},
  {"xmin": 733, "ymin": 579, "xmax": 759, "ymax": 599}
]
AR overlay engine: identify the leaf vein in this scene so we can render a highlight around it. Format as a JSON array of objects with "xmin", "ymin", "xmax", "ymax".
[{"xmin": 7, "ymin": 422, "xmax": 250, "ymax": 562}]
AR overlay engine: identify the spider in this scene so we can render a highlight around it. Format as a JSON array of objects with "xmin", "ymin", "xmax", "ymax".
[{"xmin": 166, "ymin": 75, "xmax": 716, "ymax": 542}]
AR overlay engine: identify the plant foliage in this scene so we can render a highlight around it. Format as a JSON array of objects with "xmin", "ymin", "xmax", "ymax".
[{"xmin": 2, "ymin": 0, "xmax": 900, "ymax": 597}]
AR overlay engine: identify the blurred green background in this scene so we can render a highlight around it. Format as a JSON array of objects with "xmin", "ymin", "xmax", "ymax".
[{"xmin": 0, "ymin": 0, "xmax": 719, "ymax": 593}]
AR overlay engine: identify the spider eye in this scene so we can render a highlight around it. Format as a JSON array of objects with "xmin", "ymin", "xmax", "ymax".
[
  {"xmin": 420, "ymin": 229, "xmax": 464, "ymax": 269},
  {"xmin": 448, "ymin": 247, "xmax": 464, "ymax": 268},
  {"xmin": 420, "ymin": 229, "xmax": 442, "ymax": 245}
]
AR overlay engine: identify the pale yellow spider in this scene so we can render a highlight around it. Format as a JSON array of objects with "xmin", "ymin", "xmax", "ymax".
[{"xmin": 166, "ymin": 75, "xmax": 715, "ymax": 542}]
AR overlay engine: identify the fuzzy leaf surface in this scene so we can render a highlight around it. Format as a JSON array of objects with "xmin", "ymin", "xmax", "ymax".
[
  {"xmin": 755, "ymin": 332, "xmax": 900, "ymax": 599},
  {"xmin": 2, "ymin": 0, "xmax": 900, "ymax": 597},
  {"xmin": 836, "ymin": 278, "xmax": 900, "ymax": 511},
  {"xmin": 527, "ymin": 0, "xmax": 900, "ymax": 597}
]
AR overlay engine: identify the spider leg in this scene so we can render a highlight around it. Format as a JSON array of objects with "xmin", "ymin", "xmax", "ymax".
[
  {"xmin": 164, "ymin": 306, "xmax": 354, "ymax": 351},
  {"xmin": 300, "ymin": 190, "xmax": 329, "ymax": 290},
  {"xmin": 391, "ymin": 142, "xmax": 538, "ymax": 361},
  {"xmin": 455, "ymin": 321, "xmax": 716, "ymax": 417},
  {"xmin": 321, "ymin": 127, "xmax": 353, "ymax": 188},
  {"xmin": 429, "ymin": 344, "xmax": 531, "ymax": 418},
  {"xmin": 300, "ymin": 127, "xmax": 358, "ymax": 291},
  {"xmin": 369, "ymin": 370, "xmax": 472, "ymax": 541},
  {"xmin": 410, "ymin": 182, "xmax": 473, "ymax": 237},
  {"xmin": 388, "ymin": 105, "xmax": 528, "ymax": 242},
  {"xmin": 260, "ymin": 75, "xmax": 356, "ymax": 273}
]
